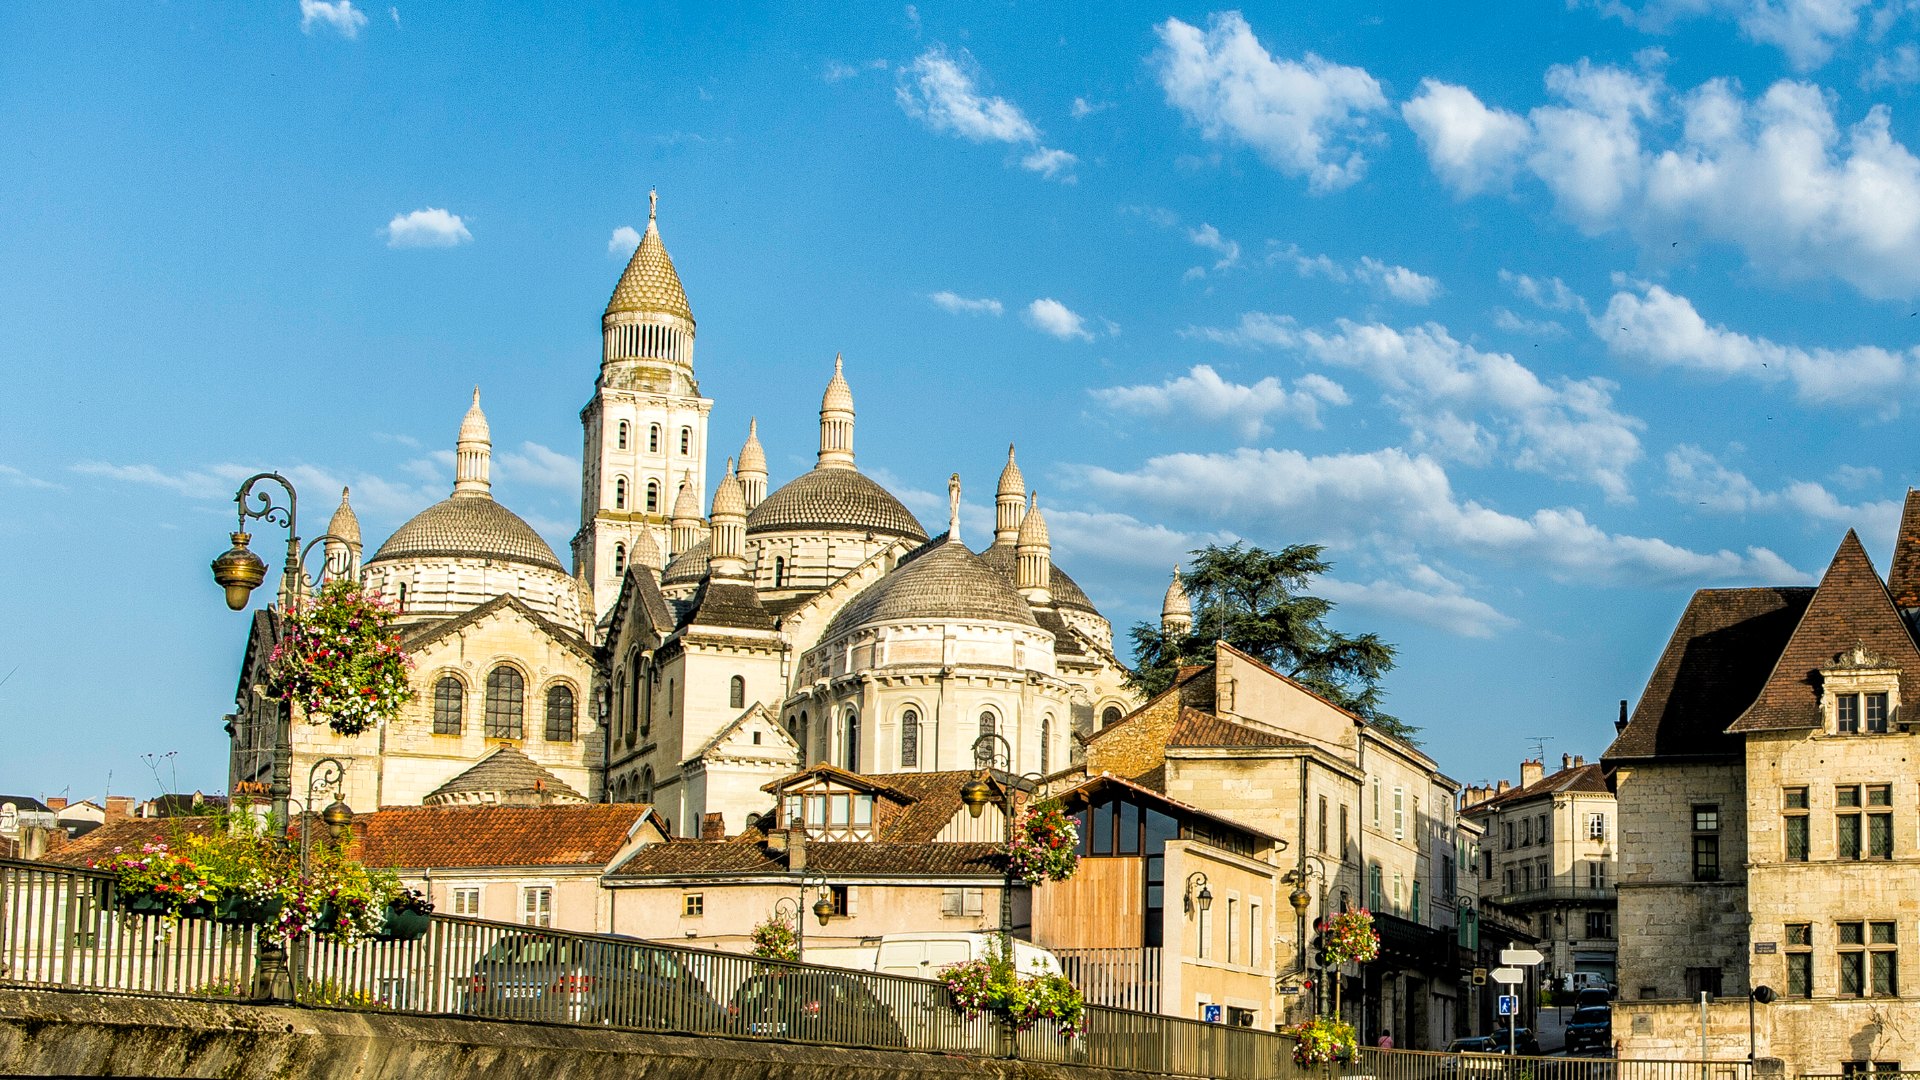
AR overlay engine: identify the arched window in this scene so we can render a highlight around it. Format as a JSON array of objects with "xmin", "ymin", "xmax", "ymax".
[
  {"xmin": 545, "ymin": 685, "xmax": 575, "ymax": 742},
  {"xmin": 615, "ymin": 477, "xmax": 628, "ymax": 510},
  {"xmin": 649, "ymin": 425, "xmax": 661, "ymax": 453},
  {"xmin": 397, "ymin": 582, "xmax": 408, "ymax": 613},
  {"xmin": 645, "ymin": 480, "xmax": 660, "ymax": 513},
  {"xmin": 843, "ymin": 708, "xmax": 860, "ymax": 772},
  {"xmin": 900, "ymin": 708, "xmax": 920, "ymax": 768},
  {"xmin": 613, "ymin": 544, "xmax": 626, "ymax": 575},
  {"xmin": 680, "ymin": 427, "xmax": 691, "ymax": 454},
  {"xmin": 484, "ymin": 665, "xmax": 525, "ymax": 739},
  {"xmin": 798, "ymin": 710, "xmax": 810, "ymax": 763},
  {"xmin": 1040, "ymin": 715, "xmax": 1052, "ymax": 774},
  {"xmin": 617, "ymin": 421, "xmax": 629, "ymax": 450},
  {"xmin": 729, "ymin": 675, "xmax": 745, "ymax": 710},
  {"xmin": 642, "ymin": 766, "xmax": 655, "ymax": 803},
  {"xmin": 1102, "ymin": 706, "xmax": 1123, "ymax": 729},
  {"xmin": 979, "ymin": 711, "xmax": 996, "ymax": 739},
  {"xmin": 773, "ymin": 556, "xmax": 786, "ymax": 588},
  {"xmin": 433, "ymin": 676, "xmax": 463, "ymax": 735}
]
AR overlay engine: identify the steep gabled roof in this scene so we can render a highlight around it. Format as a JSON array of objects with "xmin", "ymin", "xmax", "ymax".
[
  {"xmin": 1166, "ymin": 708, "xmax": 1309, "ymax": 750},
  {"xmin": 1604, "ymin": 586, "xmax": 1813, "ymax": 761},
  {"xmin": 1464, "ymin": 763, "xmax": 1610, "ymax": 812},
  {"xmin": 682, "ymin": 578, "xmax": 778, "ymax": 632},
  {"xmin": 1889, "ymin": 489, "xmax": 1920, "ymax": 608},
  {"xmin": 1729, "ymin": 531, "xmax": 1920, "ymax": 733},
  {"xmin": 403, "ymin": 593, "xmax": 593, "ymax": 661}
]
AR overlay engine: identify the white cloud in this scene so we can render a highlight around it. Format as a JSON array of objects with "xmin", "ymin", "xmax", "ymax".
[
  {"xmin": 0, "ymin": 464, "xmax": 60, "ymax": 490},
  {"xmin": 1492, "ymin": 308, "xmax": 1571, "ymax": 338},
  {"xmin": 1184, "ymin": 311, "xmax": 1301, "ymax": 349},
  {"xmin": 1318, "ymin": 571, "xmax": 1520, "ymax": 638},
  {"xmin": 1091, "ymin": 364, "xmax": 1349, "ymax": 439},
  {"xmin": 1410, "ymin": 65, "xmax": 1920, "ymax": 299},
  {"xmin": 1401, "ymin": 79, "xmax": 1533, "ymax": 196},
  {"xmin": 1187, "ymin": 223, "xmax": 1242, "ymax": 273},
  {"xmin": 385, "ymin": 208, "xmax": 472, "ymax": 249},
  {"xmin": 299, "ymin": 0, "xmax": 368, "ymax": 38},
  {"xmin": 824, "ymin": 58, "xmax": 889, "ymax": 83},
  {"xmin": 388, "ymin": 6, "xmax": 399, "ymax": 27},
  {"xmin": 608, "ymin": 225, "xmax": 641, "ymax": 256},
  {"xmin": 1026, "ymin": 298, "xmax": 1096, "ymax": 341},
  {"xmin": 1074, "ymin": 446, "xmax": 1802, "ymax": 585},
  {"xmin": 1832, "ymin": 463, "xmax": 1884, "ymax": 488},
  {"xmin": 1664, "ymin": 445, "xmax": 1903, "ymax": 535},
  {"xmin": 1590, "ymin": 0, "xmax": 1875, "ymax": 70},
  {"xmin": 1500, "ymin": 270, "xmax": 1587, "ymax": 313},
  {"xmin": 1044, "ymin": 508, "xmax": 1234, "ymax": 574},
  {"xmin": 1071, "ymin": 97, "xmax": 1113, "ymax": 119},
  {"xmin": 1597, "ymin": 283, "xmax": 1920, "ymax": 407},
  {"xmin": 897, "ymin": 46, "xmax": 1075, "ymax": 181},
  {"xmin": 1188, "ymin": 314, "xmax": 1645, "ymax": 498},
  {"xmin": 1151, "ymin": 12, "xmax": 1389, "ymax": 193},
  {"xmin": 1863, "ymin": 44, "xmax": 1920, "ymax": 88},
  {"xmin": 495, "ymin": 441, "xmax": 578, "ymax": 491},
  {"xmin": 929, "ymin": 290, "xmax": 1004, "ymax": 316},
  {"xmin": 1272, "ymin": 244, "xmax": 1442, "ymax": 304}
]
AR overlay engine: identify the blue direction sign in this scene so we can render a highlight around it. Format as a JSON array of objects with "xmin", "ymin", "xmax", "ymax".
[
  {"xmin": 1497, "ymin": 995, "xmax": 1517, "ymax": 1016},
  {"xmin": 1204, "ymin": 1004, "xmax": 1223, "ymax": 1023}
]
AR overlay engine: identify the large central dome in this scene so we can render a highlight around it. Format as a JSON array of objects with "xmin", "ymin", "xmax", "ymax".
[
  {"xmin": 368, "ymin": 497, "xmax": 564, "ymax": 573},
  {"xmin": 824, "ymin": 539, "xmax": 1037, "ymax": 640},
  {"xmin": 746, "ymin": 468, "xmax": 927, "ymax": 541}
]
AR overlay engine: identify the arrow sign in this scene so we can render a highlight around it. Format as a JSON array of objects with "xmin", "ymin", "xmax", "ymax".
[
  {"xmin": 1501, "ymin": 948, "xmax": 1545, "ymax": 966},
  {"xmin": 1490, "ymin": 966, "xmax": 1525, "ymax": 984}
]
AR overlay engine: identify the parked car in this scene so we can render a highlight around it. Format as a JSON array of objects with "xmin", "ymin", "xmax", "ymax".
[
  {"xmin": 1565, "ymin": 1006, "xmax": 1613, "ymax": 1052},
  {"xmin": 462, "ymin": 933, "xmax": 725, "ymax": 1030},
  {"xmin": 726, "ymin": 967, "xmax": 907, "ymax": 1048},
  {"xmin": 1576, "ymin": 986, "xmax": 1613, "ymax": 1009}
]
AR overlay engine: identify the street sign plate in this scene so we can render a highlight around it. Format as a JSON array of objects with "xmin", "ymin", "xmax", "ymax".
[
  {"xmin": 1501, "ymin": 948, "xmax": 1545, "ymax": 966},
  {"xmin": 1490, "ymin": 966, "xmax": 1524, "ymax": 984},
  {"xmin": 1498, "ymin": 994, "xmax": 1517, "ymax": 1016},
  {"xmin": 1204, "ymin": 1004, "xmax": 1222, "ymax": 1023},
  {"xmin": 1280, "ymin": 986, "xmax": 1302, "ymax": 995}
]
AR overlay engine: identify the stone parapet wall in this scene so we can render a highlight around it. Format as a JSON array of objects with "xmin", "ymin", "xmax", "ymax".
[{"xmin": 1614, "ymin": 996, "xmax": 1920, "ymax": 1077}]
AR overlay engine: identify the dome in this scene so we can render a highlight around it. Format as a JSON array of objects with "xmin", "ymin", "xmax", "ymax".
[
  {"xmin": 662, "ymin": 539, "xmax": 711, "ymax": 585},
  {"xmin": 327, "ymin": 487, "xmax": 361, "ymax": 547},
  {"xmin": 1016, "ymin": 497, "xmax": 1050, "ymax": 548},
  {"xmin": 605, "ymin": 198, "xmax": 693, "ymax": 324},
  {"xmin": 997, "ymin": 444, "xmax": 1024, "ymax": 497},
  {"xmin": 1163, "ymin": 568, "xmax": 1193, "ymax": 618},
  {"xmin": 746, "ymin": 468, "xmax": 927, "ymax": 541},
  {"xmin": 712, "ymin": 471, "xmax": 747, "ymax": 520},
  {"xmin": 821, "ymin": 354, "xmax": 853, "ymax": 413},
  {"xmin": 367, "ymin": 497, "xmax": 564, "ymax": 573},
  {"xmin": 824, "ymin": 540, "xmax": 1038, "ymax": 640},
  {"xmin": 977, "ymin": 541, "xmax": 1098, "ymax": 614},
  {"xmin": 739, "ymin": 418, "xmax": 767, "ymax": 474}
]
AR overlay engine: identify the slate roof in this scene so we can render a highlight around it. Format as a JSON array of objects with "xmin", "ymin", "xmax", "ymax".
[
  {"xmin": 1729, "ymin": 531, "xmax": 1920, "ymax": 733},
  {"xmin": 745, "ymin": 467, "xmax": 927, "ymax": 541},
  {"xmin": 1888, "ymin": 489, "xmax": 1920, "ymax": 608},
  {"xmin": 1463, "ymin": 763, "xmax": 1610, "ymax": 812},
  {"xmin": 824, "ymin": 539, "xmax": 1037, "ymax": 637},
  {"xmin": 1166, "ymin": 709, "xmax": 1308, "ymax": 749},
  {"xmin": 425, "ymin": 746, "xmax": 584, "ymax": 804},
  {"xmin": 1603, "ymin": 586, "xmax": 1813, "ymax": 761},
  {"xmin": 359, "ymin": 804, "xmax": 656, "ymax": 869},
  {"xmin": 662, "ymin": 539, "xmax": 711, "ymax": 586},
  {"xmin": 683, "ymin": 578, "xmax": 777, "ymax": 632},
  {"xmin": 368, "ymin": 495, "xmax": 565, "ymax": 573},
  {"xmin": 977, "ymin": 540, "xmax": 1098, "ymax": 614},
  {"xmin": 0, "ymin": 795, "xmax": 51, "ymax": 813}
]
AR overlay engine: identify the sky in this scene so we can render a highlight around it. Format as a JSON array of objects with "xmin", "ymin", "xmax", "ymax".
[{"xmin": 3, "ymin": 0, "xmax": 1919, "ymax": 803}]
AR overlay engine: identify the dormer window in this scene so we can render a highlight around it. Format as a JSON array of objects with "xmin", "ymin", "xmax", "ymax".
[
  {"xmin": 781, "ymin": 789, "xmax": 875, "ymax": 841},
  {"xmin": 1822, "ymin": 645, "xmax": 1901, "ymax": 735}
]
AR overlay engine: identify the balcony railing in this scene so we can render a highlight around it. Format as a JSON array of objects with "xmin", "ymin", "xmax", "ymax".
[
  {"xmin": 1487, "ymin": 885, "xmax": 1615, "ymax": 908},
  {"xmin": 1053, "ymin": 946, "xmax": 1161, "ymax": 1014}
]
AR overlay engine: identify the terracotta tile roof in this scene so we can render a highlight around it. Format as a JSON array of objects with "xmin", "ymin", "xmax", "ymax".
[
  {"xmin": 1464, "ymin": 763, "xmax": 1610, "ymax": 812},
  {"xmin": 610, "ymin": 840, "xmax": 1000, "ymax": 878},
  {"xmin": 1604, "ymin": 586, "xmax": 1813, "ymax": 761},
  {"xmin": 1167, "ymin": 708, "xmax": 1308, "ymax": 749},
  {"xmin": 359, "ymin": 804, "xmax": 659, "ymax": 869},
  {"xmin": 1728, "ymin": 531, "xmax": 1920, "ymax": 733},
  {"xmin": 39, "ymin": 817, "xmax": 214, "ymax": 867},
  {"xmin": 1890, "ymin": 490, "xmax": 1920, "ymax": 608}
]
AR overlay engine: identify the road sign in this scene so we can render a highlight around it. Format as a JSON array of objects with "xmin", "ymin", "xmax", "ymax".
[
  {"xmin": 1490, "ymin": 966, "xmax": 1525, "ymax": 984},
  {"xmin": 1471, "ymin": 967, "xmax": 1488, "ymax": 985},
  {"xmin": 1204, "ymin": 1004, "xmax": 1222, "ymax": 1023},
  {"xmin": 1498, "ymin": 995, "xmax": 1517, "ymax": 1016},
  {"xmin": 1501, "ymin": 947, "xmax": 1546, "ymax": 966}
]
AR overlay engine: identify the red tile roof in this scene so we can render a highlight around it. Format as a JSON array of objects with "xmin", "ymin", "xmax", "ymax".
[
  {"xmin": 1463, "ymin": 763, "xmax": 1610, "ymax": 812},
  {"xmin": 1889, "ymin": 489, "xmax": 1920, "ymax": 608},
  {"xmin": 610, "ymin": 840, "xmax": 1001, "ymax": 878},
  {"xmin": 358, "ymin": 804, "xmax": 660, "ymax": 869},
  {"xmin": 1166, "ymin": 709, "xmax": 1308, "ymax": 749}
]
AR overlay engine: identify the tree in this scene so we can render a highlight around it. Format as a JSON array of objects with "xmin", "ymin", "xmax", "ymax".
[{"xmin": 1127, "ymin": 541, "xmax": 1418, "ymax": 743}]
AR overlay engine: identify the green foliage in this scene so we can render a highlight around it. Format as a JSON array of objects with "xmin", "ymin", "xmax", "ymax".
[
  {"xmin": 1287, "ymin": 1015, "xmax": 1360, "ymax": 1065},
  {"xmin": 302, "ymin": 979, "xmax": 390, "ymax": 1009},
  {"xmin": 750, "ymin": 913, "xmax": 799, "ymax": 960},
  {"xmin": 938, "ymin": 936, "xmax": 1086, "ymax": 1038},
  {"xmin": 1128, "ymin": 541, "xmax": 1416, "ymax": 742}
]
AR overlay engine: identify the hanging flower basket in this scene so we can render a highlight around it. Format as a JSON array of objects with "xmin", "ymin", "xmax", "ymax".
[
  {"xmin": 376, "ymin": 887, "xmax": 433, "ymax": 941},
  {"xmin": 96, "ymin": 844, "xmax": 221, "ymax": 924},
  {"xmin": 749, "ymin": 913, "xmax": 798, "ymax": 961},
  {"xmin": 266, "ymin": 580, "xmax": 415, "ymax": 737},
  {"xmin": 1288, "ymin": 1015, "xmax": 1360, "ymax": 1066},
  {"xmin": 1324, "ymin": 908, "xmax": 1380, "ymax": 965},
  {"xmin": 1002, "ymin": 799, "xmax": 1079, "ymax": 886},
  {"xmin": 940, "ymin": 950, "xmax": 1087, "ymax": 1039}
]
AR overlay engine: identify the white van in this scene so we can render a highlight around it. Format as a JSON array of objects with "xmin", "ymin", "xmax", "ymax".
[{"xmin": 870, "ymin": 932, "xmax": 1063, "ymax": 980}]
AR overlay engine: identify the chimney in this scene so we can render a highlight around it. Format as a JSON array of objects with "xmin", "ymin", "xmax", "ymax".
[
  {"xmin": 1573, "ymin": 755, "xmax": 1585, "ymax": 768},
  {"xmin": 1520, "ymin": 760, "xmax": 1544, "ymax": 789},
  {"xmin": 701, "ymin": 812, "xmax": 726, "ymax": 841},
  {"xmin": 1562, "ymin": 753, "xmax": 1573, "ymax": 771},
  {"xmin": 1497, "ymin": 780, "xmax": 1511, "ymax": 794},
  {"xmin": 104, "ymin": 796, "xmax": 134, "ymax": 821},
  {"xmin": 46, "ymin": 797, "xmax": 66, "ymax": 812},
  {"xmin": 765, "ymin": 829, "xmax": 788, "ymax": 855},
  {"xmin": 788, "ymin": 825, "xmax": 808, "ymax": 873},
  {"xmin": 1616, "ymin": 699, "xmax": 1629, "ymax": 733}
]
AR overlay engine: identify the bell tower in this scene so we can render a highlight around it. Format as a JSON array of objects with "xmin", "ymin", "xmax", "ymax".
[{"xmin": 574, "ymin": 190, "xmax": 712, "ymax": 624}]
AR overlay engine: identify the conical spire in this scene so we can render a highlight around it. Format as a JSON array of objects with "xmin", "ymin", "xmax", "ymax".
[
  {"xmin": 670, "ymin": 471, "xmax": 704, "ymax": 557},
  {"xmin": 817, "ymin": 354, "xmax": 856, "ymax": 470},
  {"xmin": 327, "ymin": 486, "xmax": 361, "ymax": 548},
  {"xmin": 453, "ymin": 388, "xmax": 492, "ymax": 499},
  {"xmin": 710, "ymin": 460, "xmax": 749, "ymax": 578},
  {"xmin": 737, "ymin": 418, "xmax": 768, "ymax": 510},
  {"xmin": 629, "ymin": 527, "xmax": 663, "ymax": 575},
  {"xmin": 1015, "ymin": 492, "xmax": 1051, "ymax": 603},
  {"xmin": 323, "ymin": 486, "xmax": 362, "ymax": 582},
  {"xmin": 995, "ymin": 444, "xmax": 1027, "ymax": 544},
  {"xmin": 604, "ymin": 189, "xmax": 693, "ymax": 324},
  {"xmin": 712, "ymin": 458, "xmax": 747, "ymax": 520},
  {"xmin": 1162, "ymin": 566, "xmax": 1193, "ymax": 636}
]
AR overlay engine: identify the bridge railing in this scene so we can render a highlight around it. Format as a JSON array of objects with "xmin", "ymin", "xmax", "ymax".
[{"xmin": 1351, "ymin": 1046, "xmax": 1752, "ymax": 1080}]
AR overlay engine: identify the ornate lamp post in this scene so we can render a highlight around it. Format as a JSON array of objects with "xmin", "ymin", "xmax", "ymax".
[
  {"xmin": 771, "ymin": 870, "xmax": 832, "ymax": 957},
  {"xmin": 961, "ymin": 733, "xmax": 1043, "ymax": 941},
  {"xmin": 1284, "ymin": 858, "xmax": 1327, "ymax": 1006}
]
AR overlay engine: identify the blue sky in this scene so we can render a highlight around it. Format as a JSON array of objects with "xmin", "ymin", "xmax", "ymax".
[{"xmin": 4, "ymin": 1, "xmax": 1919, "ymax": 802}]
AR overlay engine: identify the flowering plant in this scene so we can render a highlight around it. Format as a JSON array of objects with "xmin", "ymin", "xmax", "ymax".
[
  {"xmin": 93, "ymin": 843, "xmax": 220, "ymax": 924},
  {"xmin": 267, "ymin": 580, "xmax": 414, "ymax": 737},
  {"xmin": 1288, "ymin": 1015, "xmax": 1360, "ymax": 1066},
  {"xmin": 938, "ymin": 938, "xmax": 1086, "ymax": 1039},
  {"xmin": 1002, "ymin": 799, "xmax": 1079, "ymax": 885},
  {"xmin": 307, "ymin": 849, "xmax": 404, "ymax": 947},
  {"xmin": 750, "ymin": 913, "xmax": 799, "ymax": 961},
  {"xmin": 1323, "ymin": 908, "xmax": 1380, "ymax": 965}
]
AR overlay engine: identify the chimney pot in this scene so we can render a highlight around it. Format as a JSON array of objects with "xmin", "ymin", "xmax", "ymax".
[
  {"xmin": 46, "ymin": 797, "xmax": 66, "ymax": 812},
  {"xmin": 104, "ymin": 796, "xmax": 134, "ymax": 821},
  {"xmin": 701, "ymin": 812, "xmax": 726, "ymax": 841},
  {"xmin": 1616, "ymin": 699, "xmax": 1629, "ymax": 732},
  {"xmin": 1574, "ymin": 755, "xmax": 1585, "ymax": 768},
  {"xmin": 1497, "ymin": 780, "xmax": 1511, "ymax": 794},
  {"xmin": 1562, "ymin": 753, "xmax": 1573, "ymax": 770},
  {"xmin": 1520, "ymin": 760, "xmax": 1543, "ymax": 788}
]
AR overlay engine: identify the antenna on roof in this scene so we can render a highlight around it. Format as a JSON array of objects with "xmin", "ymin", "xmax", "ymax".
[{"xmin": 1527, "ymin": 737, "xmax": 1552, "ymax": 762}]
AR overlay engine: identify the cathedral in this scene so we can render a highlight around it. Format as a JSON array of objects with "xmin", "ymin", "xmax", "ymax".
[{"xmin": 228, "ymin": 195, "xmax": 1155, "ymax": 836}]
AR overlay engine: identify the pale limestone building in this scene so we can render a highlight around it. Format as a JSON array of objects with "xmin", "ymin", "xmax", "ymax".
[{"xmin": 1605, "ymin": 495, "xmax": 1920, "ymax": 1075}]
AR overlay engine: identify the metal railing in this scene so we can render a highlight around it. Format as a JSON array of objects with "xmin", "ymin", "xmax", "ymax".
[
  {"xmin": 1353, "ymin": 1047, "xmax": 1751, "ymax": 1080},
  {"xmin": 1055, "ymin": 946, "xmax": 1162, "ymax": 1013}
]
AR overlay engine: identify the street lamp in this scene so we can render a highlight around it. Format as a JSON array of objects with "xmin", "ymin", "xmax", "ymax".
[
  {"xmin": 962, "ymin": 733, "xmax": 1043, "ymax": 941},
  {"xmin": 300, "ymin": 757, "xmax": 351, "ymax": 881},
  {"xmin": 1183, "ymin": 871, "xmax": 1213, "ymax": 916},
  {"xmin": 1749, "ymin": 985, "xmax": 1776, "ymax": 1066},
  {"xmin": 771, "ymin": 870, "xmax": 831, "ymax": 958},
  {"xmin": 1283, "ymin": 859, "xmax": 1327, "ymax": 991}
]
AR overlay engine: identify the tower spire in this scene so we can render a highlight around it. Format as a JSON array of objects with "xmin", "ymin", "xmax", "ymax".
[
  {"xmin": 1016, "ymin": 492, "xmax": 1052, "ymax": 603},
  {"xmin": 995, "ymin": 443, "xmax": 1026, "ymax": 544},
  {"xmin": 454, "ymin": 388, "xmax": 492, "ymax": 499},
  {"xmin": 738, "ymin": 418, "xmax": 768, "ymax": 511},
  {"xmin": 817, "ymin": 354, "xmax": 856, "ymax": 470},
  {"xmin": 1162, "ymin": 565, "xmax": 1193, "ymax": 636}
]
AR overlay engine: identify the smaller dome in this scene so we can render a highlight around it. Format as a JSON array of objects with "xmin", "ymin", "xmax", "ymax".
[
  {"xmin": 368, "ymin": 497, "xmax": 564, "ymax": 573},
  {"xmin": 821, "ymin": 353, "xmax": 854, "ymax": 413},
  {"xmin": 825, "ymin": 540, "xmax": 1038, "ymax": 640},
  {"xmin": 739, "ymin": 418, "xmax": 767, "ymax": 474},
  {"xmin": 997, "ymin": 444, "xmax": 1025, "ymax": 498},
  {"xmin": 630, "ymin": 529, "xmax": 663, "ymax": 571},
  {"xmin": 746, "ymin": 468, "xmax": 927, "ymax": 541},
  {"xmin": 327, "ymin": 487, "xmax": 361, "ymax": 546},
  {"xmin": 1163, "ymin": 567, "xmax": 1192, "ymax": 618},
  {"xmin": 712, "ymin": 468, "xmax": 747, "ymax": 520},
  {"xmin": 1016, "ymin": 495, "xmax": 1049, "ymax": 548},
  {"xmin": 671, "ymin": 475, "xmax": 703, "ymax": 522},
  {"xmin": 663, "ymin": 539, "xmax": 711, "ymax": 585},
  {"xmin": 458, "ymin": 387, "xmax": 488, "ymax": 443},
  {"xmin": 976, "ymin": 542, "xmax": 1098, "ymax": 614}
]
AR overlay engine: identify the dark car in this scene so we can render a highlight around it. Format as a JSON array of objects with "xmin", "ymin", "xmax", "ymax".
[
  {"xmin": 1575, "ymin": 987, "xmax": 1613, "ymax": 1010},
  {"xmin": 463, "ymin": 933, "xmax": 725, "ymax": 1029},
  {"xmin": 1566, "ymin": 1006, "xmax": 1613, "ymax": 1052},
  {"xmin": 727, "ymin": 967, "xmax": 907, "ymax": 1048}
]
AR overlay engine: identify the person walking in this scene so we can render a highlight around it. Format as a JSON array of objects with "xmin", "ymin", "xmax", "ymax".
[{"xmin": 1377, "ymin": 1030, "xmax": 1394, "ymax": 1049}]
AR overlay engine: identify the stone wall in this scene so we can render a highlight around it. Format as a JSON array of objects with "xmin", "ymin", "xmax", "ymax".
[
  {"xmin": 1613, "ymin": 996, "xmax": 1920, "ymax": 1076},
  {"xmin": 1614, "ymin": 761, "xmax": 1750, "ymax": 1000},
  {"xmin": 0, "ymin": 987, "xmax": 1232, "ymax": 1080}
]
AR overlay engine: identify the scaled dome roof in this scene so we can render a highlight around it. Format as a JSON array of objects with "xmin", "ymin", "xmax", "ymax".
[
  {"xmin": 824, "ymin": 540, "xmax": 1038, "ymax": 641},
  {"xmin": 367, "ymin": 497, "xmax": 565, "ymax": 573},
  {"xmin": 662, "ymin": 539, "xmax": 712, "ymax": 585},
  {"xmin": 746, "ymin": 468, "xmax": 927, "ymax": 542},
  {"xmin": 977, "ymin": 541, "xmax": 1098, "ymax": 614}
]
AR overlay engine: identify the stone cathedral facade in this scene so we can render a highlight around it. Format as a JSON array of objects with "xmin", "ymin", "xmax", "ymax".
[{"xmin": 227, "ymin": 195, "xmax": 1149, "ymax": 832}]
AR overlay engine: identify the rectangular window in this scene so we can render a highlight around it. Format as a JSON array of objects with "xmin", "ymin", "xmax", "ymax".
[
  {"xmin": 1840, "ymin": 785, "xmax": 1863, "ymax": 860},
  {"xmin": 1539, "ymin": 813, "xmax": 1550, "ymax": 844},
  {"xmin": 1505, "ymin": 821, "xmax": 1515, "ymax": 850},
  {"xmin": 1586, "ymin": 910, "xmax": 1615, "ymax": 939},
  {"xmin": 1588, "ymin": 813, "xmax": 1607, "ymax": 841},
  {"xmin": 1340, "ymin": 805, "xmax": 1351, "ymax": 860},
  {"xmin": 1588, "ymin": 860, "xmax": 1609, "ymax": 890},
  {"xmin": 1393, "ymin": 871, "xmax": 1404, "ymax": 913},
  {"xmin": 522, "ymin": 887, "xmax": 552, "ymax": 928},
  {"xmin": 1412, "ymin": 879, "xmax": 1422, "ymax": 919},
  {"xmin": 1198, "ymin": 903, "xmax": 1212, "ymax": 960},
  {"xmin": 1373, "ymin": 778, "xmax": 1381, "ymax": 828},
  {"xmin": 1226, "ymin": 898, "xmax": 1239, "ymax": 963},
  {"xmin": 452, "ymin": 887, "xmax": 481, "ymax": 917},
  {"xmin": 1871, "ymin": 812, "xmax": 1894, "ymax": 859},
  {"xmin": 1693, "ymin": 836, "xmax": 1721, "ymax": 882},
  {"xmin": 1369, "ymin": 864, "xmax": 1383, "ymax": 909},
  {"xmin": 1393, "ymin": 786, "xmax": 1405, "ymax": 840},
  {"xmin": 1867, "ymin": 693, "xmax": 1890, "ymax": 733},
  {"xmin": 1685, "ymin": 967, "xmax": 1723, "ymax": 998},
  {"xmin": 682, "ymin": 893, "xmax": 704, "ymax": 917},
  {"xmin": 1839, "ymin": 693, "xmax": 1861, "ymax": 733},
  {"xmin": 1505, "ymin": 867, "xmax": 1516, "ymax": 895},
  {"xmin": 1786, "ymin": 923, "xmax": 1814, "ymax": 997},
  {"xmin": 942, "ymin": 887, "xmax": 984, "ymax": 916},
  {"xmin": 1521, "ymin": 817, "xmax": 1532, "ymax": 846},
  {"xmin": 1694, "ymin": 804, "xmax": 1720, "ymax": 831},
  {"xmin": 1318, "ymin": 796, "xmax": 1329, "ymax": 854},
  {"xmin": 828, "ymin": 884, "xmax": 850, "ymax": 917},
  {"xmin": 1785, "ymin": 787, "xmax": 1810, "ymax": 862},
  {"xmin": 1250, "ymin": 903, "xmax": 1263, "ymax": 967}
]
